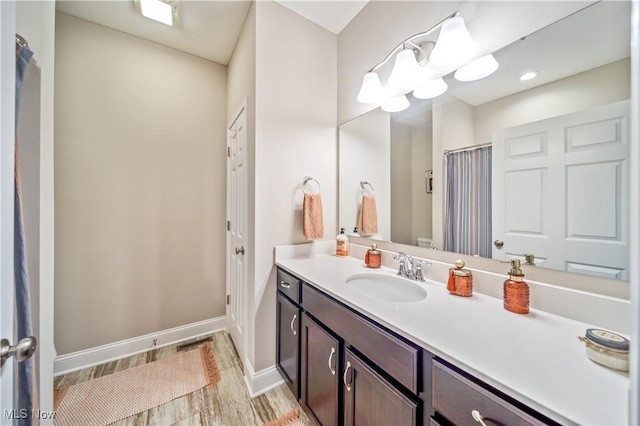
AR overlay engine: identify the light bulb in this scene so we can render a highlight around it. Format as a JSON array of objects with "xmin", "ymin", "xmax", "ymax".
[
  {"xmin": 388, "ymin": 48, "xmax": 427, "ymax": 91},
  {"xmin": 413, "ymin": 78, "xmax": 448, "ymax": 99},
  {"xmin": 357, "ymin": 72, "xmax": 387, "ymax": 104},
  {"xmin": 430, "ymin": 16, "xmax": 476, "ymax": 67},
  {"xmin": 381, "ymin": 95, "xmax": 410, "ymax": 112},
  {"xmin": 454, "ymin": 54, "xmax": 499, "ymax": 82}
]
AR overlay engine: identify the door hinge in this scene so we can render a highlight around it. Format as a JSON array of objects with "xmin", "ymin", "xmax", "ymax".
[
  {"xmin": 227, "ymin": 147, "xmax": 231, "ymax": 157},
  {"xmin": 227, "ymin": 220, "xmax": 231, "ymax": 231},
  {"xmin": 226, "ymin": 295, "xmax": 230, "ymax": 305}
]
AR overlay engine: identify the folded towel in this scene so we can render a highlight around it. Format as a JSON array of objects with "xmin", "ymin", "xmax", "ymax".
[
  {"xmin": 357, "ymin": 195, "xmax": 378, "ymax": 235},
  {"xmin": 303, "ymin": 193, "xmax": 324, "ymax": 240}
]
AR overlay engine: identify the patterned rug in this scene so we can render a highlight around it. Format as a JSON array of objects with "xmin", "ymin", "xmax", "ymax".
[
  {"xmin": 53, "ymin": 345, "xmax": 220, "ymax": 426},
  {"xmin": 264, "ymin": 409, "xmax": 306, "ymax": 426}
]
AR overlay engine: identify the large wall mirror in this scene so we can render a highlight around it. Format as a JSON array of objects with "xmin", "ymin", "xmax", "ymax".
[{"xmin": 339, "ymin": 1, "xmax": 631, "ymax": 280}]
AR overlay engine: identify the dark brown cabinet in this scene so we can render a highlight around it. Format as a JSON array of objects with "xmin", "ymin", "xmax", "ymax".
[
  {"xmin": 343, "ymin": 348, "xmax": 419, "ymax": 426},
  {"xmin": 301, "ymin": 313, "xmax": 340, "ymax": 426},
  {"xmin": 276, "ymin": 291, "xmax": 301, "ymax": 399}
]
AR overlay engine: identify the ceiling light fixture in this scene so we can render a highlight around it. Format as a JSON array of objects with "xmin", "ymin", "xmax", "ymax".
[
  {"xmin": 519, "ymin": 71, "xmax": 539, "ymax": 81},
  {"xmin": 454, "ymin": 54, "xmax": 499, "ymax": 82},
  {"xmin": 139, "ymin": 0, "xmax": 176, "ymax": 26},
  {"xmin": 356, "ymin": 11, "xmax": 489, "ymax": 107}
]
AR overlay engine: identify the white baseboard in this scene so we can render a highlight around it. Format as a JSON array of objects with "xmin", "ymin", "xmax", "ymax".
[
  {"xmin": 243, "ymin": 356, "xmax": 284, "ymax": 398},
  {"xmin": 54, "ymin": 316, "xmax": 226, "ymax": 376}
]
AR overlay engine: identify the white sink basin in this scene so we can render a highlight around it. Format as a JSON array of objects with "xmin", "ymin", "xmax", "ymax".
[{"xmin": 345, "ymin": 274, "xmax": 427, "ymax": 303}]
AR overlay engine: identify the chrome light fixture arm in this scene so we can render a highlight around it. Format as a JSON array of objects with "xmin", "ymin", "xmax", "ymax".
[{"xmin": 368, "ymin": 11, "xmax": 460, "ymax": 73}]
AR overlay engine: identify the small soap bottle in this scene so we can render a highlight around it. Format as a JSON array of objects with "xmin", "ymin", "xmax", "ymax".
[
  {"xmin": 446, "ymin": 260, "xmax": 473, "ymax": 297},
  {"xmin": 504, "ymin": 259, "xmax": 529, "ymax": 314},
  {"xmin": 336, "ymin": 228, "xmax": 349, "ymax": 257},
  {"xmin": 365, "ymin": 243, "xmax": 381, "ymax": 268}
]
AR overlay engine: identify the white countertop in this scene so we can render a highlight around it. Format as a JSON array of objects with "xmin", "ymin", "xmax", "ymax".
[{"xmin": 275, "ymin": 250, "xmax": 630, "ymax": 426}]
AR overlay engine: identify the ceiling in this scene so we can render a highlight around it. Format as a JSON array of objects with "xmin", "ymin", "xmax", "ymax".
[{"xmin": 55, "ymin": 0, "xmax": 369, "ymax": 65}]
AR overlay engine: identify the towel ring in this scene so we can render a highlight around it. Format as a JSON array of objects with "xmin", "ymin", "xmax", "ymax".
[
  {"xmin": 303, "ymin": 176, "xmax": 321, "ymax": 194},
  {"xmin": 360, "ymin": 181, "xmax": 375, "ymax": 196}
]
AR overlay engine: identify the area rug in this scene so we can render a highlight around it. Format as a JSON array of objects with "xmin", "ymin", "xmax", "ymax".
[
  {"xmin": 264, "ymin": 409, "xmax": 306, "ymax": 426},
  {"xmin": 53, "ymin": 345, "xmax": 220, "ymax": 426}
]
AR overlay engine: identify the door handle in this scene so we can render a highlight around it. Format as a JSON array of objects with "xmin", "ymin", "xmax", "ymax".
[
  {"xmin": 343, "ymin": 361, "xmax": 352, "ymax": 392},
  {"xmin": 290, "ymin": 314, "xmax": 297, "ymax": 335},
  {"xmin": 235, "ymin": 246, "xmax": 245, "ymax": 255},
  {"xmin": 494, "ymin": 239, "xmax": 504, "ymax": 248},
  {"xmin": 328, "ymin": 347, "xmax": 336, "ymax": 375},
  {"xmin": 1, "ymin": 336, "xmax": 37, "ymax": 367}
]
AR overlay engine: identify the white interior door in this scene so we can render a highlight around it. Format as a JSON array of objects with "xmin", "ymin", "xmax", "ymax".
[
  {"xmin": 492, "ymin": 100, "xmax": 630, "ymax": 279},
  {"xmin": 227, "ymin": 105, "xmax": 247, "ymax": 364}
]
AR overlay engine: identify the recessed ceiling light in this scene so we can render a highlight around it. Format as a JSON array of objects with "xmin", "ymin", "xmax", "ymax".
[
  {"xmin": 139, "ymin": 0, "xmax": 174, "ymax": 26},
  {"xmin": 519, "ymin": 71, "xmax": 538, "ymax": 81}
]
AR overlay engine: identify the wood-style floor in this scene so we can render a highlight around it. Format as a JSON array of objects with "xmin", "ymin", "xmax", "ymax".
[{"xmin": 54, "ymin": 331, "xmax": 310, "ymax": 426}]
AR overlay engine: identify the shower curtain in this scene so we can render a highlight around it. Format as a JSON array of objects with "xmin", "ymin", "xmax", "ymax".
[
  {"xmin": 444, "ymin": 145, "xmax": 492, "ymax": 258},
  {"xmin": 15, "ymin": 41, "xmax": 37, "ymax": 425}
]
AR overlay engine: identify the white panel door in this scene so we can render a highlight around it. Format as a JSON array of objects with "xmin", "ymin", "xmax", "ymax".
[
  {"xmin": 492, "ymin": 100, "xmax": 629, "ymax": 279},
  {"xmin": 227, "ymin": 105, "xmax": 247, "ymax": 364}
]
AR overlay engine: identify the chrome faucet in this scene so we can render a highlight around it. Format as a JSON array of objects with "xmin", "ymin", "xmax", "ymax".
[{"xmin": 394, "ymin": 252, "xmax": 429, "ymax": 281}]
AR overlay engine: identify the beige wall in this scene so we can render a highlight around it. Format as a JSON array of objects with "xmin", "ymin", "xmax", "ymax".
[
  {"xmin": 411, "ymin": 125, "xmax": 432, "ymax": 244},
  {"xmin": 390, "ymin": 121, "xmax": 412, "ymax": 245},
  {"xmin": 252, "ymin": 0, "xmax": 337, "ymax": 372},
  {"xmin": 54, "ymin": 12, "xmax": 228, "ymax": 355}
]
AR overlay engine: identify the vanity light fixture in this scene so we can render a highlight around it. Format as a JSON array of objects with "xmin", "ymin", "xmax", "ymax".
[
  {"xmin": 381, "ymin": 95, "xmax": 410, "ymax": 113},
  {"xmin": 356, "ymin": 11, "xmax": 486, "ymax": 110},
  {"xmin": 428, "ymin": 16, "xmax": 477, "ymax": 67},
  {"xmin": 519, "ymin": 71, "xmax": 539, "ymax": 81},
  {"xmin": 454, "ymin": 54, "xmax": 499, "ymax": 82},
  {"xmin": 413, "ymin": 78, "xmax": 448, "ymax": 99},
  {"xmin": 139, "ymin": 0, "xmax": 176, "ymax": 26}
]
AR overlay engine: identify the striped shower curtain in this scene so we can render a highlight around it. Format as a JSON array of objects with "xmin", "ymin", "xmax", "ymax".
[
  {"xmin": 444, "ymin": 146, "xmax": 492, "ymax": 257},
  {"xmin": 15, "ymin": 41, "xmax": 37, "ymax": 426}
]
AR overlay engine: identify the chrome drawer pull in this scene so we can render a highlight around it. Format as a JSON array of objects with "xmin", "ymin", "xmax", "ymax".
[
  {"xmin": 328, "ymin": 347, "xmax": 336, "ymax": 375},
  {"xmin": 471, "ymin": 410, "xmax": 488, "ymax": 426},
  {"xmin": 290, "ymin": 314, "xmax": 297, "ymax": 335},
  {"xmin": 280, "ymin": 281, "xmax": 291, "ymax": 289},
  {"xmin": 343, "ymin": 361, "xmax": 352, "ymax": 392}
]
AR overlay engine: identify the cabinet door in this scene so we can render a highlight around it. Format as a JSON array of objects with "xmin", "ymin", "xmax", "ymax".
[
  {"xmin": 343, "ymin": 348, "xmax": 418, "ymax": 426},
  {"xmin": 276, "ymin": 292, "xmax": 300, "ymax": 399},
  {"xmin": 301, "ymin": 313, "xmax": 340, "ymax": 426}
]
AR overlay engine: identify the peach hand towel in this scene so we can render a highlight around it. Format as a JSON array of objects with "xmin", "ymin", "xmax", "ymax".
[
  {"xmin": 357, "ymin": 195, "xmax": 378, "ymax": 235},
  {"xmin": 303, "ymin": 193, "xmax": 324, "ymax": 240}
]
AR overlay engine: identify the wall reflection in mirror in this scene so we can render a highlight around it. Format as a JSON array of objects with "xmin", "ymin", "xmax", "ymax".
[{"xmin": 338, "ymin": 1, "xmax": 631, "ymax": 280}]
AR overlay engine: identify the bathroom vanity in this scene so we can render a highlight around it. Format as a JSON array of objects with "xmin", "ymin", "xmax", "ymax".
[{"xmin": 275, "ymin": 243, "xmax": 629, "ymax": 426}]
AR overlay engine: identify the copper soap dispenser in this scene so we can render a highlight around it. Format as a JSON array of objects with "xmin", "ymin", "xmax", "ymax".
[
  {"xmin": 365, "ymin": 243, "xmax": 381, "ymax": 268},
  {"xmin": 504, "ymin": 259, "xmax": 530, "ymax": 314}
]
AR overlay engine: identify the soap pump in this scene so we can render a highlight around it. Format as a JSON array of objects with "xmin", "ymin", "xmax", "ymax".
[
  {"xmin": 447, "ymin": 260, "xmax": 473, "ymax": 297},
  {"xmin": 504, "ymin": 259, "xmax": 529, "ymax": 314},
  {"xmin": 336, "ymin": 228, "xmax": 349, "ymax": 257},
  {"xmin": 365, "ymin": 243, "xmax": 381, "ymax": 268}
]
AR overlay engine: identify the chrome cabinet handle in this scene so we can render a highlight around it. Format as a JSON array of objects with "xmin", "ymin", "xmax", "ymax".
[
  {"xmin": 235, "ymin": 246, "xmax": 245, "ymax": 255},
  {"xmin": 471, "ymin": 410, "xmax": 488, "ymax": 426},
  {"xmin": 290, "ymin": 314, "xmax": 297, "ymax": 335},
  {"xmin": 328, "ymin": 347, "xmax": 336, "ymax": 375},
  {"xmin": 280, "ymin": 281, "xmax": 291, "ymax": 289},
  {"xmin": 343, "ymin": 361, "xmax": 352, "ymax": 392}
]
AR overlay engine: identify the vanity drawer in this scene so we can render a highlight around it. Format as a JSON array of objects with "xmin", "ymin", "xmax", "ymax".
[
  {"xmin": 432, "ymin": 359, "xmax": 550, "ymax": 426},
  {"xmin": 277, "ymin": 268, "xmax": 301, "ymax": 304},
  {"xmin": 302, "ymin": 283, "xmax": 420, "ymax": 394}
]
